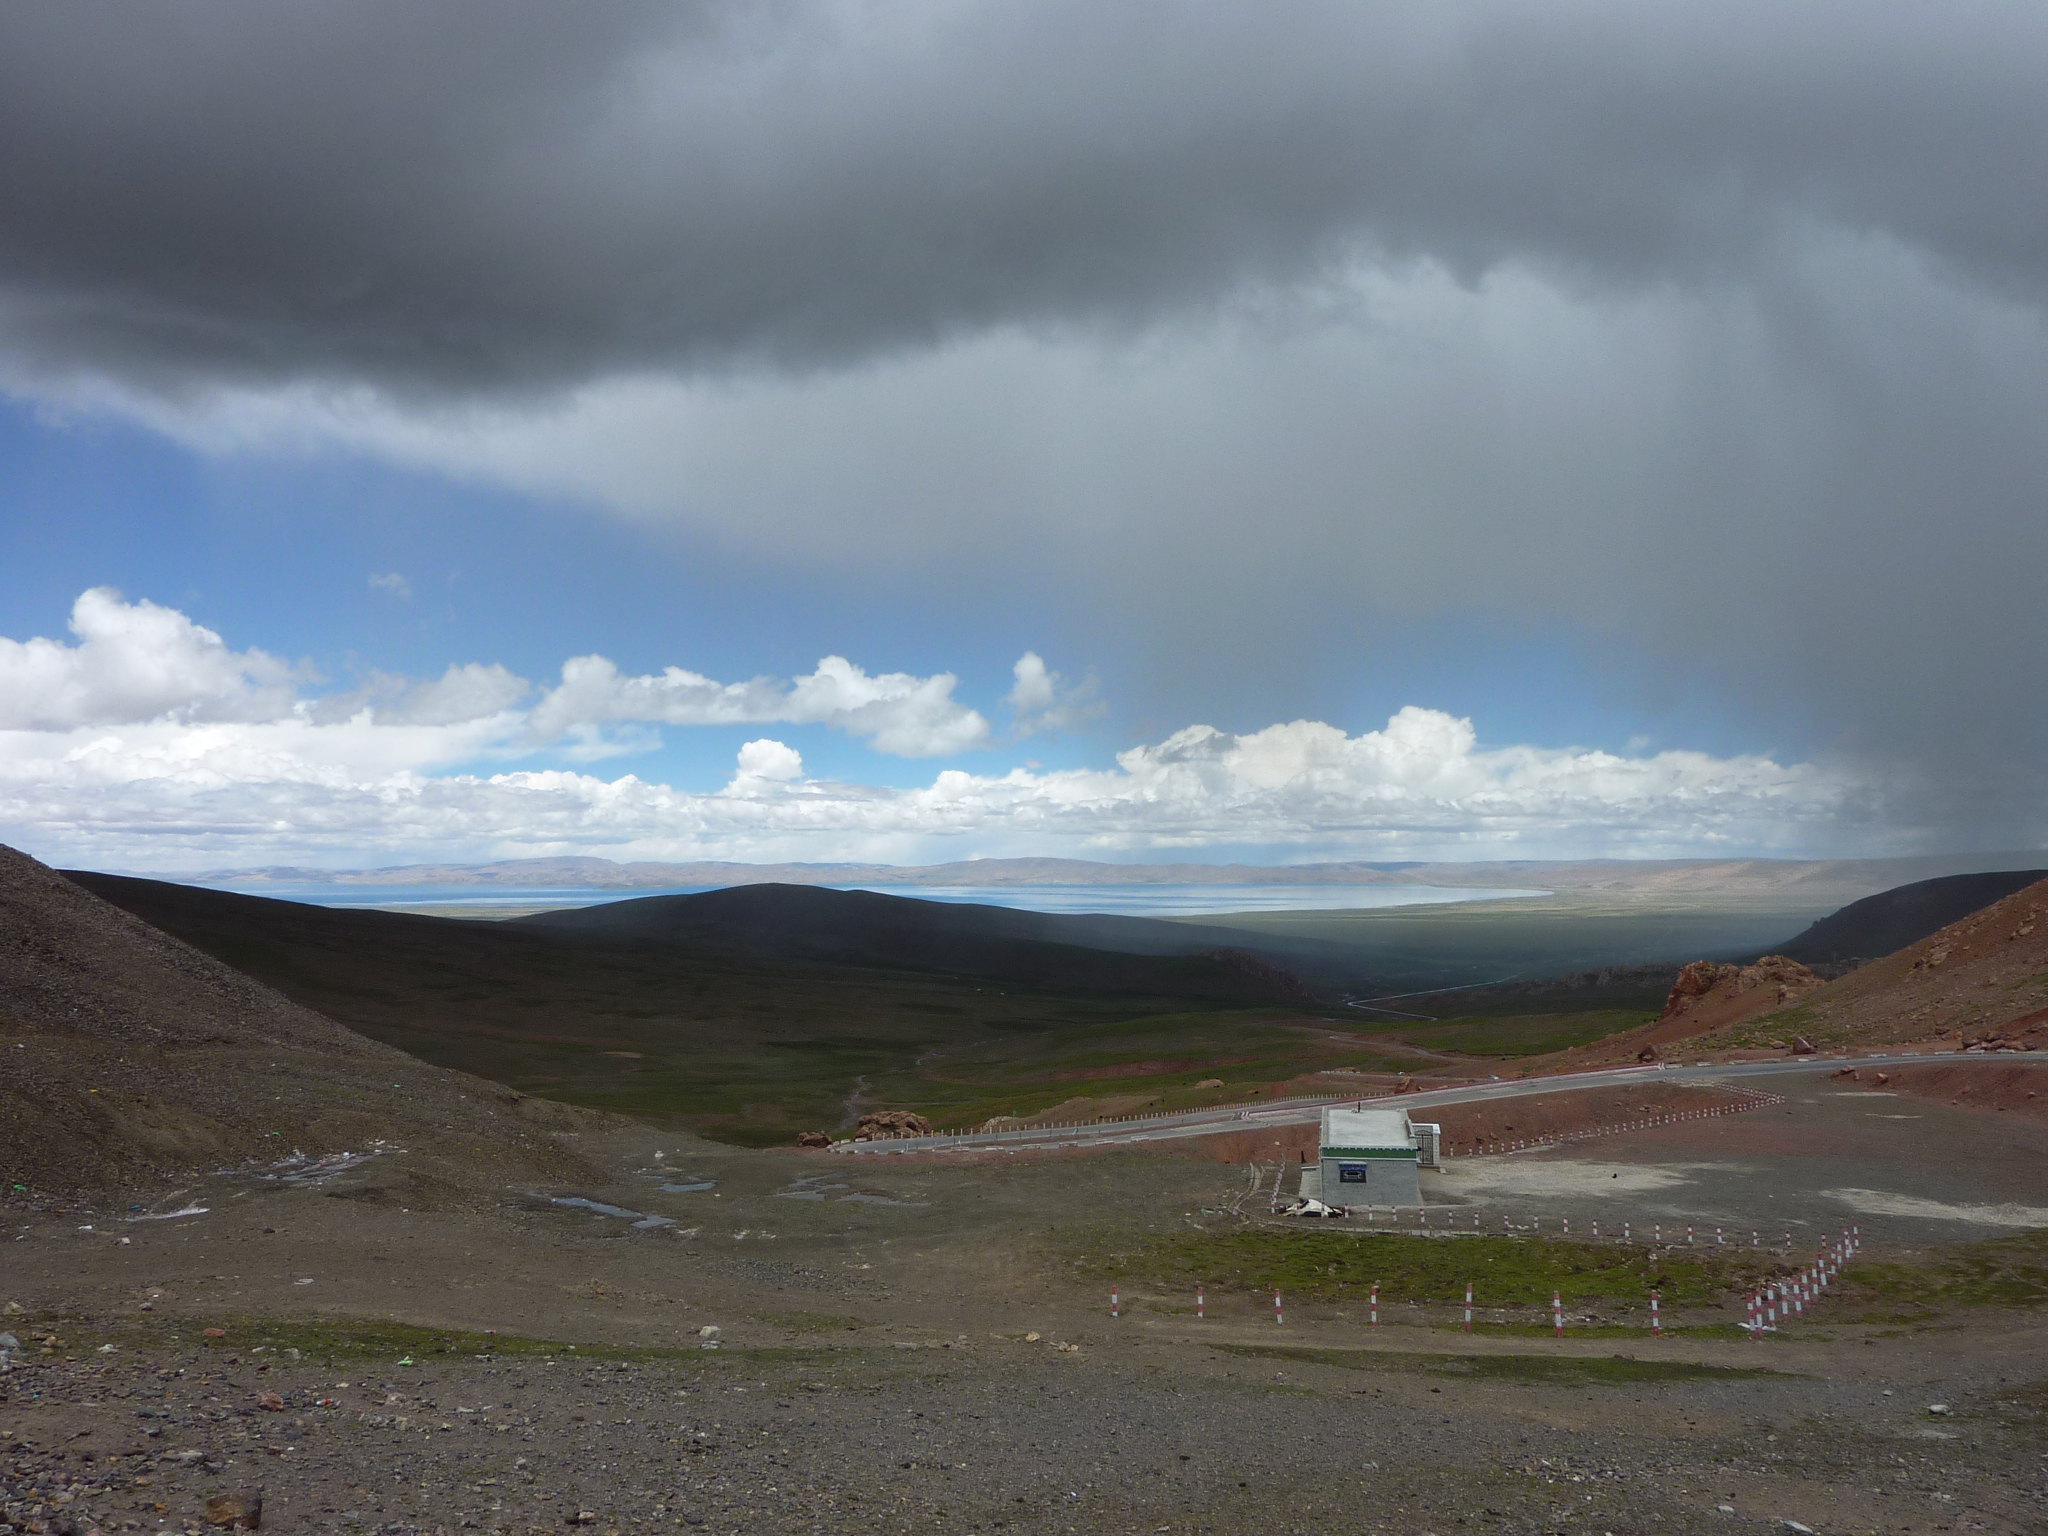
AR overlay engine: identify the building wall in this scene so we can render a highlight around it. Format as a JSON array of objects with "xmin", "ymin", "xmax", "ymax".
[{"xmin": 1321, "ymin": 1153, "xmax": 1421, "ymax": 1207}]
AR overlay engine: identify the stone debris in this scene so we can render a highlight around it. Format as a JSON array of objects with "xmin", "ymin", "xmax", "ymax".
[{"xmin": 203, "ymin": 1488, "xmax": 263, "ymax": 1529}]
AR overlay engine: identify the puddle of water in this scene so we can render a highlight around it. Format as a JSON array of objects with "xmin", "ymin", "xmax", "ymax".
[
  {"xmin": 545, "ymin": 1195, "xmax": 676, "ymax": 1230},
  {"xmin": 839, "ymin": 1193, "xmax": 930, "ymax": 1207},
  {"xmin": 125, "ymin": 1205, "xmax": 210, "ymax": 1222},
  {"xmin": 217, "ymin": 1144, "xmax": 400, "ymax": 1187},
  {"xmin": 778, "ymin": 1176, "xmax": 848, "ymax": 1201},
  {"xmin": 659, "ymin": 1179, "xmax": 718, "ymax": 1194}
]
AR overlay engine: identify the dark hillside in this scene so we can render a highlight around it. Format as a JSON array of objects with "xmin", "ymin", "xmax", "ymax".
[
  {"xmin": 514, "ymin": 882, "xmax": 1319, "ymax": 1003},
  {"xmin": 1777, "ymin": 869, "xmax": 2048, "ymax": 966},
  {"xmin": 0, "ymin": 846, "xmax": 590, "ymax": 1202},
  {"xmin": 66, "ymin": 873, "xmax": 1324, "ymax": 1143}
]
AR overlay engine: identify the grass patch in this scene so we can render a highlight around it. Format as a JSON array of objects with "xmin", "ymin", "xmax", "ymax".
[
  {"xmin": 1376, "ymin": 1011, "xmax": 1653, "ymax": 1058},
  {"xmin": 1213, "ymin": 1343, "xmax": 1786, "ymax": 1383},
  {"xmin": 74, "ymin": 1312, "xmax": 867, "ymax": 1370},
  {"xmin": 751, "ymin": 1310, "xmax": 868, "ymax": 1335},
  {"xmin": 1084, "ymin": 1228, "xmax": 1773, "ymax": 1308},
  {"xmin": 169, "ymin": 1316, "xmax": 687, "ymax": 1364},
  {"xmin": 1844, "ymin": 1231, "xmax": 2048, "ymax": 1310},
  {"xmin": 1443, "ymin": 1320, "xmax": 1757, "ymax": 1341}
]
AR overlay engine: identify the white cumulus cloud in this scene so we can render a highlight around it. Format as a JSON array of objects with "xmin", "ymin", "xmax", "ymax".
[
  {"xmin": 0, "ymin": 588, "xmax": 301, "ymax": 730},
  {"xmin": 528, "ymin": 652, "xmax": 990, "ymax": 758},
  {"xmin": 1007, "ymin": 651, "xmax": 1101, "ymax": 737},
  {"xmin": 0, "ymin": 591, "xmax": 1876, "ymax": 871},
  {"xmin": 733, "ymin": 738, "xmax": 805, "ymax": 783}
]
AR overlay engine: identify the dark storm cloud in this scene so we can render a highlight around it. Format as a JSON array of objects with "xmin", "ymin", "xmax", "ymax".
[
  {"xmin": 2, "ymin": 0, "xmax": 2046, "ymax": 395},
  {"xmin": 6, "ymin": 0, "xmax": 2048, "ymax": 855}
]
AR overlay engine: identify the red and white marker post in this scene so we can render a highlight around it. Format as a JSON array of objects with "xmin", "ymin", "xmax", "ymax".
[
  {"xmin": 1196, "ymin": 1286, "xmax": 1205, "ymax": 1321},
  {"xmin": 1463, "ymin": 1282, "xmax": 1474, "ymax": 1333},
  {"xmin": 1552, "ymin": 1290, "xmax": 1564, "ymax": 1337},
  {"xmin": 1274, "ymin": 1290, "xmax": 1284, "ymax": 1326},
  {"xmin": 1650, "ymin": 1290, "xmax": 1662, "ymax": 1337},
  {"xmin": 1111, "ymin": 1289, "xmax": 1120, "ymax": 1319},
  {"xmin": 1370, "ymin": 1284, "xmax": 1379, "ymax": 1328}
]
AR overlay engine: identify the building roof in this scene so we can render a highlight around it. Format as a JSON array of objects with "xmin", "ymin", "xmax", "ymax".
[{"xmin": 1320, "ymin": 1106, "xmax": 1414, "ymax": 1151}]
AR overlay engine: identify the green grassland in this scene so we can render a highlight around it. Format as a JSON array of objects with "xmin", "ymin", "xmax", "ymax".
[
  {"xmin": 1843, "ymin": 1229, "xmax": 2048, "ymax": 1312},
  {"xmin": 1369, "ymin": 1010, "xmax": 1655, "ymax": 1057}
]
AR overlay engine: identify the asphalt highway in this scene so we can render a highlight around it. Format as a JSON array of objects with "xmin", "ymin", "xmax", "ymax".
[{"xmin": 832, "ymin": 1050, "xmax": 1985, "ymax": 1155}]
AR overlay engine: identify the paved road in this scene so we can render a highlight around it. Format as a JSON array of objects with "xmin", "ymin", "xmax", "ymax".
[{"xmin": 832, "ymin": 1050, "xmax": 1987, "ymax": 1155}]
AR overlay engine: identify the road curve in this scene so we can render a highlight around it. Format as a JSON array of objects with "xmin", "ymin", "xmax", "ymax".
[{"xmin": 831, "ymin": 1050, "xmax": 1993, "ymax": 1156}]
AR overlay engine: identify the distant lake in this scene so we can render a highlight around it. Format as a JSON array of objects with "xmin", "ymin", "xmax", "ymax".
[{"xmin": 204, "ymin": 880, "xmax": 1547, "ymax": 919}]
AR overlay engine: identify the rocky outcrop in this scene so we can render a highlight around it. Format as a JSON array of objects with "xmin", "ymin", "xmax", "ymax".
[
  {"xmin": 1659, "ymin": 955, "xmax": 1820, "ymax": 1021},
  {"xmin": 794, "ymin": 1130, "xmax": 833, "ymax": 1148},
  {"xmin": 852, "ymin": 1110, "xmax": 932, "ymax": 1141}
]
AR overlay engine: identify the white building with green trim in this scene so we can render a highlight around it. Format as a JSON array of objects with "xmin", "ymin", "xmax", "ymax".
[{"xmin": 1312, "ymin": 1106, "xmax": 1440, "ymax": 1208}]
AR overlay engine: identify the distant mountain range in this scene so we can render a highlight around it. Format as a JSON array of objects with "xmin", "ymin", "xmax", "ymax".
[{"xmin": 167, "ymin": 850, "xmax": 2048, "ymax": 896}]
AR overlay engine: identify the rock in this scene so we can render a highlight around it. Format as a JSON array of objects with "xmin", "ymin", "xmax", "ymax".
[
  {"xmin": 1193, "ymin": 1079, "xmax": 1225, "ymax": 1089},
  {"xmin": 852, "ymin": 1110, "xmax": 933, "ymax": 1141},
  {"xmin": 1636, "ymin": 1045, "xmax": 1660, "ymax": 1063},
  {"xmin": 1663, "ymin": 960, "xmax": 1738, "ymax": 1015},
  {"xmin": 1874, "ymin": 1072, "xmax": 1890, "ymax": 1086},
  {"xmin": 202, "ymin": 1327, "xmax": 227, "ymax": 1341},
  {"xmin": 1927, "ymin": 1403, "xmax": 1952, "ymax": 1416},
  {"xmin": 697, "ymin": 1324, "xmax": 720, "ymax": 1338},
  {"xmin": 203, "ymin": 1490, "xmax": 263, "ymax": 1530},
  {"xmin": 255, "ymin": 1391, "xmax": 285, "ymax": 1411},
  {"xmin": 1, "ymin": 1300, "xmax": 22, "ymax": 1315},
  {"xmin": 1792, "ymin": 1036, "xmax": 1817, "ymax": 1055},
  {"xmin": 1660, "ymin": 956, "xmax": 1820, "ymax": 1022},
  {"xmin": 1782, "ymin": 1523, "xmax": 1814, "ymax": 1535},
  {"xmin": 794, "ymin": 1131, "xmax": 832, "ymax": 1148},
  {"xmin": 1831, "ymin": 1067, "xmax": 1858, "ymax": 1079},
  {"xmin": 566, "ymin": 1514, "xmax": 598, "ymax": 1527}
]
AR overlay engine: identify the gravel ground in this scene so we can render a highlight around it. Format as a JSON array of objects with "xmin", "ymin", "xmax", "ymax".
[
  {"xmin": 6, "ymin": 1092, "xmax": 2047, "ymax": 1536},
  {"xmin": 5, "ymin": 1322, "xmax": 2046, "ymax": 1536}
]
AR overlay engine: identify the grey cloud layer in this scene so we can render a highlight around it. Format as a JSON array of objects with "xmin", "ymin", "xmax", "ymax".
[
  {"xmin": 6, "ymin": 1, "xmax": 2047, "ymax": 854},
  {"xmin": 4, "ymin": 1, "xmax": 2046, "ymax": 393}
]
